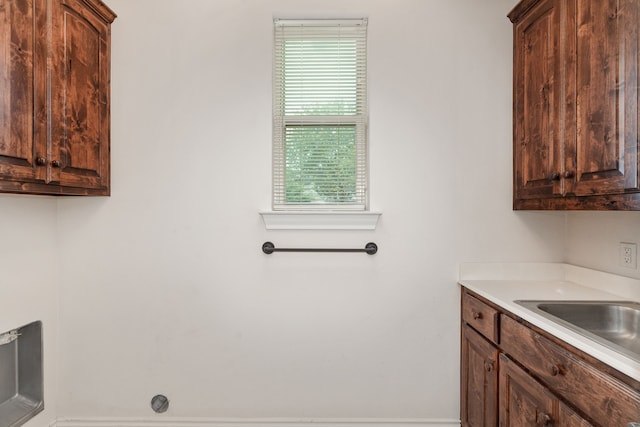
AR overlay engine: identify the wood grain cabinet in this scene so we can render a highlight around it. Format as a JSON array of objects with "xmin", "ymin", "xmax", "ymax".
[
  {"xmin": 499, "ymin": 353, "xmax": 561, "ymax": 427},
  {"xmin": 460, "ymin": 287, "xmax": 640, "ymax": 426},
  {"xmin": 510, "ymin": 0, "xmax": 640, "ymax": 210},
  {"xmin": 461, "ymin": 294, "xmax": 500, "ymax": 427},
  {"xmin": 461, "ymin": 324, "xmax": 498, "ymax": 427},
  {"xmin": 499, "ymin": 353, "xmax": 594, "ymax": 427},
  {"xmin": 0, "ymin": 0, "xmax": 116, "ymax": 195}
]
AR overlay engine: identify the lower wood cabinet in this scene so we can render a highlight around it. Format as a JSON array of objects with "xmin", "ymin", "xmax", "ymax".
[
  {"xmin": 499, "ymin": 353, "xmax": 560, "ymax": 427},
  {"xmin": 559, "ymin": 402, "xmax": 594, "ymax": 427},
  {"xmin": 500, "ymin": 314, "xmax": 640, "ymax": 426},
  {"xmin": 499, "ymin": 353, "xmax": 593, "ymax": 426},
  {"xmin": 461, "ymin": 324, "xmax": 498, "ymax": 427},
  {"xmin": 460, "ymin": 288, "xmax": 640, "ymax": 427}
]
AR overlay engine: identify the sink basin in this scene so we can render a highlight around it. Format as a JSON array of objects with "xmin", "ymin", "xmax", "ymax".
[{"xmin": 515, "ymin": 300, "xmax": 640, "ymax": 362}]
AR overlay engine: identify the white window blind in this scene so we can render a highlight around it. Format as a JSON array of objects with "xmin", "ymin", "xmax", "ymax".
[{"xmin": 273, "ymin": 18, "xmax": 368, "ymax": 211}]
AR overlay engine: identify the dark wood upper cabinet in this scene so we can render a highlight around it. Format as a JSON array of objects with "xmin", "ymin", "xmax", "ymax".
[
  {"xmin": 0, "ymin": 0, "xmax": 41, "ymax": 184},
  {"xmin": 510, "ymin": 0, "xmax": 640, "ymax": 210},
  {"xmin": 511, "ymin": 0, "xmax": 562, "ymax": 202},
  {"xmin": 0, "ymin": 0, "xmax": 115, "ymax": 196}
]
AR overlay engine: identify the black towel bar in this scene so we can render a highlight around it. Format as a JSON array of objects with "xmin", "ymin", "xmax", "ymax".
[{"xmin": 262, "ymin": 241, "xmax": 378, "ymax": 255}]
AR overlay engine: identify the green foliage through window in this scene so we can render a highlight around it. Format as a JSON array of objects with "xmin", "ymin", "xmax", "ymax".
[{"xmin": 285, "ymin": 125, "xmax": 356, "ymax": 203}]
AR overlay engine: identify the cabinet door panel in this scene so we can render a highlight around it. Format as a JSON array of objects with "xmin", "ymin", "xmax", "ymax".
[
  {"xmin": 0, "ymin": 0, "xmax": 44, "ymax": 183},
  {"xmin": 461, "ymin": 325, "xmax": 498, "ymax": 427},
  {"xmin": 559, "ymin": 402, "xmax": 593, "ymax": 427},
  {"xmin": 51, "ymin": 0, "xmax": 111, "ymax": 193},
  {"xmin": 569, "ymin": 0, "xmax": 639, "ymax": 195},
  {"xmin": 499, "ymin": 353, "xmax": 557, "ymax": 427},
  {"xmin": 513, "ymin": 0, "xmax": 563, "ymax": 200}
]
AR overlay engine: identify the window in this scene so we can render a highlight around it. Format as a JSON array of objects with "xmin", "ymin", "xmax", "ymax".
[{"xmin": 272, "ymin": 19, "xmax": 368, "ymax": 211}]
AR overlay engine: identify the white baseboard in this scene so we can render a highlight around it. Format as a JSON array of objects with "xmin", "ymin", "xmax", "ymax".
[{"xmin": 53, "ymin": 417, "xmax": 461, "ymax": 427}]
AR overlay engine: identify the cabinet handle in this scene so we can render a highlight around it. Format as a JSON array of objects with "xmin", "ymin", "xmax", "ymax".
[
  {"xmin": 484, "ymin": 360, "xmax": 495, "ymax": 373},
  {"xmin": 549, "ymin": 172, "xmax": 560, "ymax": 181},
  {"xmin": 537, "ymin": 412, "xmax": 552, "ymax": 426},
  {"xmin": 51, "ymin": 160, "xmax": 61, "ymax": 168},
  {"xmin": 472, "ymin": 311, "xmax": 483, "ymax": 320},
  {"xmin": 36, "ymin": 157, "xmax": 47, "ymax": 166},
  {"xmin": 563, "ymin": 170, "xmax": 575, "ymax": 179}
]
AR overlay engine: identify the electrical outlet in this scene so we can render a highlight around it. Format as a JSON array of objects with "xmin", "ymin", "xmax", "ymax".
[{"xmin": 619, "ymin": 242, "xmax": 637, "ymax": 269}]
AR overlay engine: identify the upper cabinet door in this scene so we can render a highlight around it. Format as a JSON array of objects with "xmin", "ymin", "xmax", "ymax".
[
  {"xmin": 568, "ymin": 0, "xmax": 640, "ymax": 196},
  {"xmin": 0, "ymin": 0, "xmax": 44, "ymax": 185},
  {"xmin": 50, "ymin": 0, "xmax": 115, "ymax": 194},
  {"xmin": 512, "ymin": 0, "xmax": 564, "ymax": 201},
  {"xmin": 0, "ymin": 0, "xmax": 114, "ymax": 196},
  {"xmin": 511, "ymin": 0, "xmax": 640, "ymax": 209}
]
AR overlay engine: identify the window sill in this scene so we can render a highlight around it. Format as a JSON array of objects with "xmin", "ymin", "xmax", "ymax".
[{"xmin": 260, "ymin": 211, "xmax": 381, "ymax": 230}]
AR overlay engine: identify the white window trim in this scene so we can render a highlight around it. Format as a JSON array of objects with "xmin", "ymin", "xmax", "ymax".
[{"xmin": 264, "ymin": 18, "xmax": 379, "ymax": 230}]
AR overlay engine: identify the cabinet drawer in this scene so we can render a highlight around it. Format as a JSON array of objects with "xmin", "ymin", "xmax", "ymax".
[
  {"xmin": 462, "ymin": 293, "xmax": 499, "ymax": 343},
  {"xmin": 501, "ymin": 315, "xmax": 640, "ymax": 426}
]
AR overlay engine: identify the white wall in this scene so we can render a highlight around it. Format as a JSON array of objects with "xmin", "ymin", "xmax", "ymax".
[
  {"xmin": 14, "ymin": 0, "xmax": 640, "ymax": 424},
  {"xmin": 52, "ymin": 0, "xmax": 565, "ymax": 422},
  {"xmin": 565, "ymin": 212, "xmax": 640, "ymax": 279},
  {"xmin": 0, "ymin": 196, "xmax": 58, "ymax": 427},
  {"xmin": 453, "ymin": 1, "xmax": 567, "ymax": 263}
]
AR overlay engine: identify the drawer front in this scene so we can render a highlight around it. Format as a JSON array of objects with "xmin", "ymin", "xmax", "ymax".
[
  {"xmin": 501, "ymin": 315, "xmax": 640, "ymax": 426},
  {"xmin": 462, "ymin": 293, "xmax": 499, "ymax": 343}
]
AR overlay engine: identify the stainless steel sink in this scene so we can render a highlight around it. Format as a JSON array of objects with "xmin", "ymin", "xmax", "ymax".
[{"xmin": 515, "ymin": 300, "xmax": 640, "ymax": 362}]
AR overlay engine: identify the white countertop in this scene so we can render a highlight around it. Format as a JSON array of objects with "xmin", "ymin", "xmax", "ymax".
[{"xmin": 459, "ymin": 263, "xmax": 640, "ymax": 382}]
